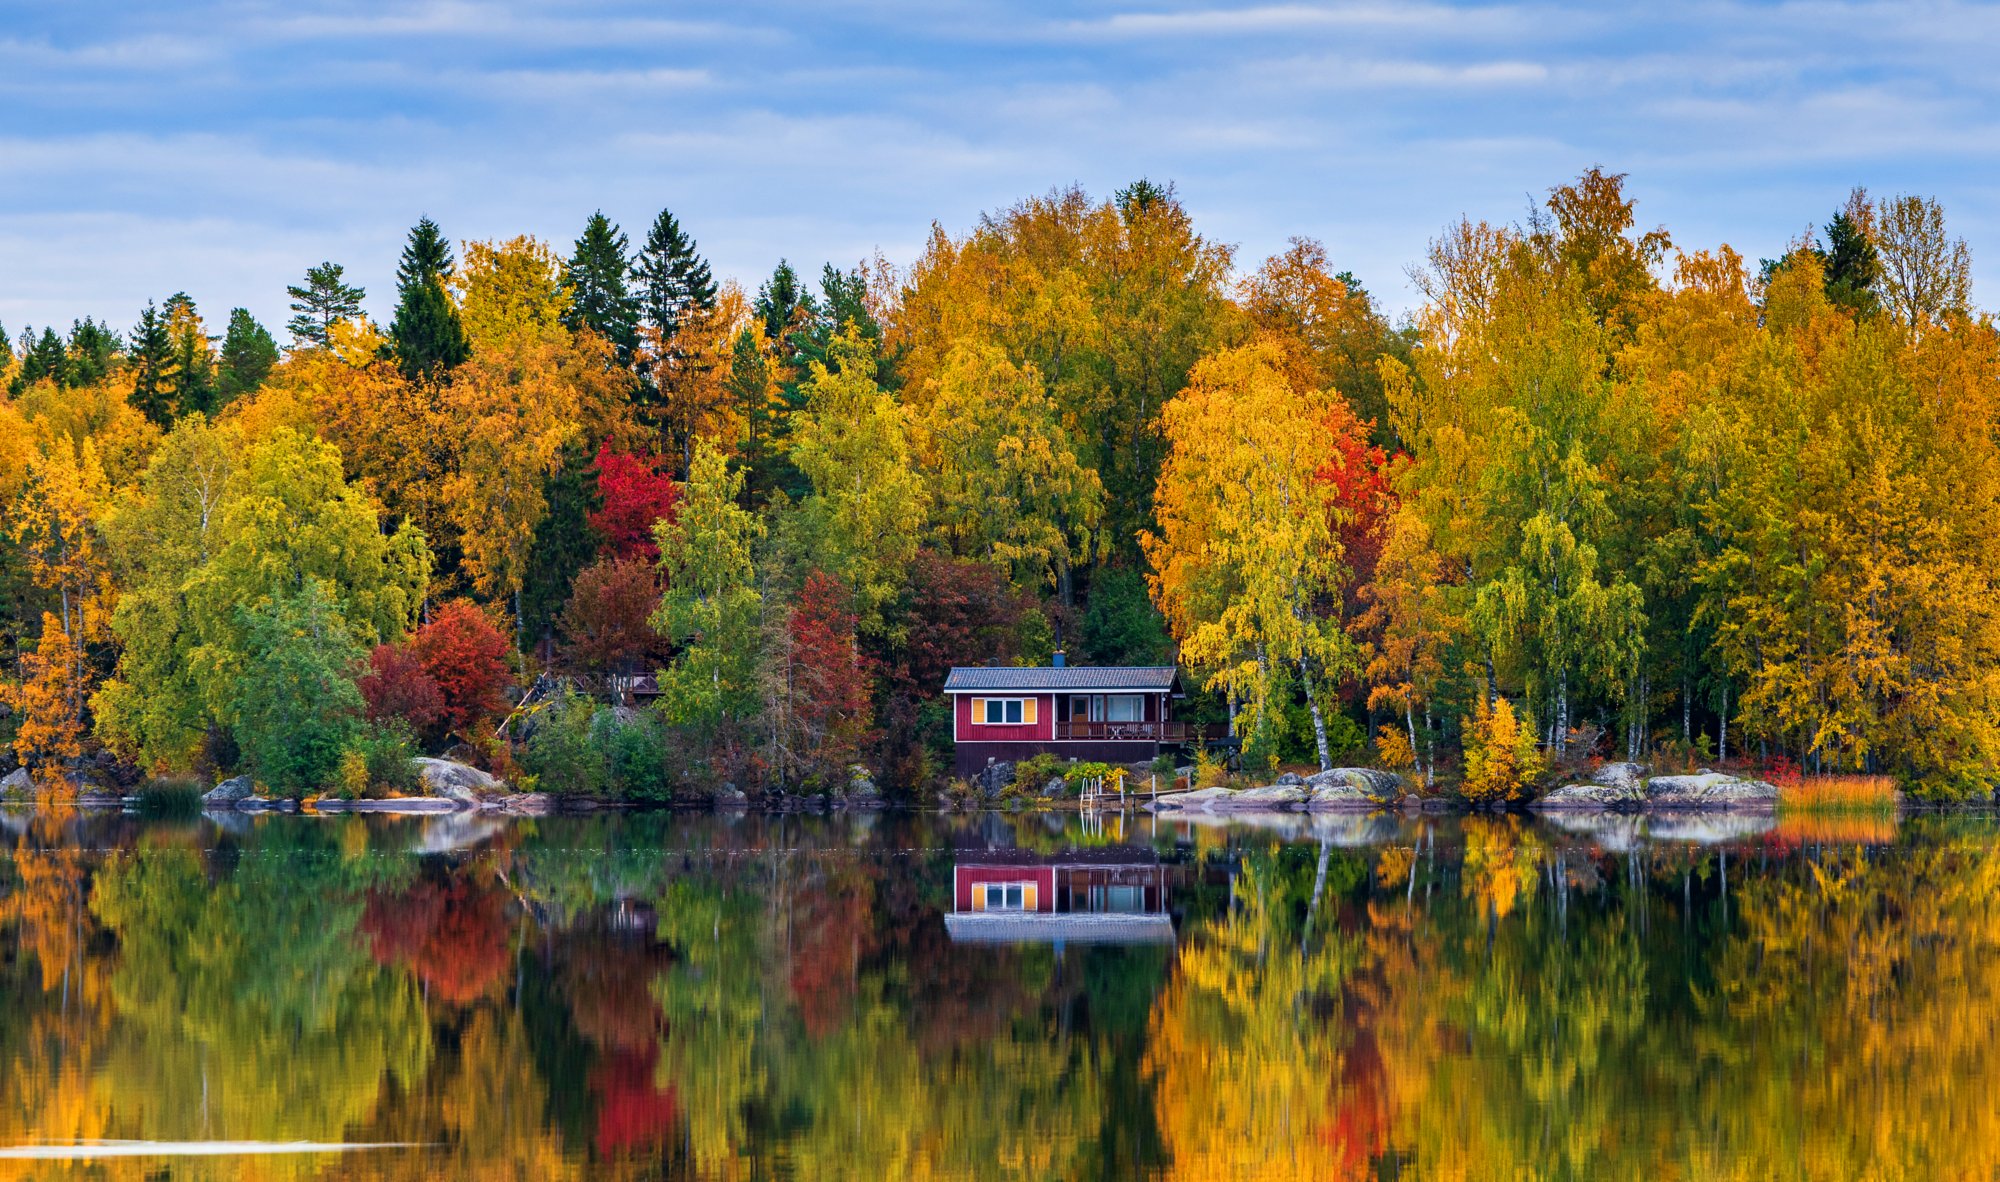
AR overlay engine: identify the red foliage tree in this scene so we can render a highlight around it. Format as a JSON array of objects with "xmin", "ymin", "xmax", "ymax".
[
  {"xmin": 411, "ymin": 600, "xmax": 514, "ymax": 738},
  {"xmin": 1315, "ymin": 396, "xmax": 1400, "ymax": 595},
  {"xmin": 559, "ymin": 557, "xmax": 661, "ymax": 674},
  {"xmin": 776, "ymin": 571, "xmax": 875, "ymax": 784},
  {"xmin": 589, "ymin": 445, "xmax": 681, "ymax": 562},
  {"xmin": 357, "ymin": 642, "xmax": 445, "ymax": 733}
]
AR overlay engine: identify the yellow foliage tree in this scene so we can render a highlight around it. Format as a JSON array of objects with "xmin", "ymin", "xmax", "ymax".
[{"xmin": 1460, "ymin": 696, "xmax": 1545, "ymax": 803}]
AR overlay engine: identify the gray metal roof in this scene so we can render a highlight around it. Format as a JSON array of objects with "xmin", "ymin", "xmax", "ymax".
[
  {"xmin": 943, "ymin": 665, "xmax": 1179, "ymax": 692},
  {"xmin": 944, "ymin": 913, "xmax": 1177, "ymax": 945}
]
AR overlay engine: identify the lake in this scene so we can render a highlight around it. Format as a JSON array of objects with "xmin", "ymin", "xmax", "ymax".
[{"xmin": 0, "ymin": 804, "xmax": 1988, "ymax": 1179}]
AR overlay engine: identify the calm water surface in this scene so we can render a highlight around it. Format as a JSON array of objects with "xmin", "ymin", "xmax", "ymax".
[{"xmin": 0, "ymin": 805, "xmax": 1986, "ymax": 1179}]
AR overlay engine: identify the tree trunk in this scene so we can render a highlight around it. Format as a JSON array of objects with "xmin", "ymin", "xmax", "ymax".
[
  {"xmin": 1718, "ymin": 682, "xmax": 1729, "ymax": 762},
  {"xmin": 1299, "ymin": 657, "xmax": 1332, "ymax": 771},
  {"xmin": 1406, "ymin": 699, "xmax": 1423, "ymax": 789}
]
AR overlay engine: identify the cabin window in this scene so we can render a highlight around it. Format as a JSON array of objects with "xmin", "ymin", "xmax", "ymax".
[
  {"xmin": 976, "ymin": 698, "xmax": 1033, "ymax": 725},
  {"xmin": 1105, "ymin": 695, "xmax": 1143, "ymax": 722}
]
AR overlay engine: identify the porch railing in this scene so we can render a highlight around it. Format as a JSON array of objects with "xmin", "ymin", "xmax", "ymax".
[{"xmin": 1053, "ymin": 721, "xmax": 1219, "ymax": 743}]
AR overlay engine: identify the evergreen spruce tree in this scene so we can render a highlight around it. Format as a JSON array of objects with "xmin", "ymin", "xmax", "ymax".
[
  {"xmin": 388, "ymin": 217, "xmax": 470, "ymax": 381},
  {"xmin": 0, "ymin": 322, "xmax": 10, "ymax": 385},
  {"xmin": 563, "ymin": 212, "xmax": 640, "ymax": 367},
  {"xmin": 520, "ymin": 445, "xmax": 605, "ymax": 658},
  {"xmin": 20, "ymin": 327, "xmax": 66, "ymax": 388},
  {"xmin": 65, "ymin": 318, "xmax": 118, "ymax": 386},
  {"xmin": 285, "ymin": 260, "xmax": 366, "ymax": 348},
  {"xmin": 753, "ymin": 259, "xmax": 809, "ymax": 343},
  {"xmin": 129, "ymin": 301, "xmax": 174, "ymax": 425},
  {"xmin": 217, "ymin": 308, "xmax": 279, "ymax": 405},
  {"xmin": 632, "ymin": 207, "xmax": 717, "ymax": 346},
  {"xmin": 162, "ymin": 292, "xmax": 217, "ymax": 418},
  {"xmin": 1822, "ymin": 210, "xmax": 1883, "ymax": 316}
]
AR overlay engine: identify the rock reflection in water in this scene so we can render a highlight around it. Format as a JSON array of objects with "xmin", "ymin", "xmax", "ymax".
[{"xmin": 1, "ymin": 806, "xmax": 1994, "ymax": 1181}]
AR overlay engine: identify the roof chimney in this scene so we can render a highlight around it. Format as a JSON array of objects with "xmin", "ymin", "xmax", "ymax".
[{"xmin": 1051, "ymin": 649, "xmax": 1066, "ymax": 668}]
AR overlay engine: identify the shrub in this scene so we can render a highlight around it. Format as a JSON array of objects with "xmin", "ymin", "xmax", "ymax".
[
  {"xmin": 1460, "ymin": 697, "xmax": 1545, "ymax": 804},
  {"xmin": 343, "ymin": 723, "xmax": 422, "ymax": 799},
  {"xmin": 230, "ymin": 584, "xmax": 365, "ymax": 798},
  {"xmin": 1013, "ymin": 752, "xmax": 1065, "ymax": 794},
  {"xmin": 1375, "ymin": 724, "xmax": 1417, "ymax": 772},
  {"xmin": 1193, "ymin": 748, "xmax": 1227, "ymax": 788},
  {"xmin": 521, "ymin": 689, "xmax": 604, "ymax": 798},
  {"xmin": 596, "ymin": 708, "xmax": 671, "ymax": 801}
]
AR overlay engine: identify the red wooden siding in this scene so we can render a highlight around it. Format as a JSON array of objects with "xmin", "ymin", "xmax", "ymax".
[
  {"xmin": 955, "ymin": 693, "xmax": 1055, "ymax": 742},
  {"xmin": 955, "ymin": 866, "xmax": 1057, "ymax": 912}
]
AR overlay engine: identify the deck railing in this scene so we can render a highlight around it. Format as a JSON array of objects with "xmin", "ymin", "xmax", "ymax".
[{"xmin": 1053, "ymin": 720, "xmax": 1218, "ymax": 742}]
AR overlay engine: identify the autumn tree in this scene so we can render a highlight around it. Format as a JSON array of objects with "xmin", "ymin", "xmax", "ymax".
[
  {"xmin": 766, "ymin": 570, "xmax": 873, "ymax": 787},
  {"xmin": 1874, "ymin": 192, "xmax": 1972, "ymax": 330},
  {"xmin": 559, "ymin": 557, "xmax": 660, "ymax": 674},
  {"xmin": 3, "ymin": 442, "xmax": 115, "ymax": 771},
  {"xmin": 914, "ymin": 342, "xmax": 1103, "ymax": 599},
  {"xmin": 229, "ymin": 581, "xmax": 367, "ymax": 795},
  {"xmin": 789, "ymin": 327, "xmax": 925, "ymax": 632},
  {"xmin": 408, "ymin": 599, "xmax": 513, "ymax": 740},
  {"xmin": 589, "ymin": 444, "xmax": 679, "ymax": 562},
  {"xmin": 1145, "ymin": 339, "xmax": 1366, "ymax": 770}
]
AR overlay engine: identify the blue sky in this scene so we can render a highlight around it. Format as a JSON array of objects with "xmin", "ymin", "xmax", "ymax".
[{"xmin": 2, "ymin": 0, "xmax": 1995, "ymax": 339}]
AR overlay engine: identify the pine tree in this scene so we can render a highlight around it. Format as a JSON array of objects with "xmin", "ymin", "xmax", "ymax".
[
  {"xmin": 129, "ymin": 301, "xmax": 174, "ymax": 425},
  {"xmin": 389, "ymin": 217, "xmax": 471, "ymax": 381},
  {"xmin": 285, "ymin": 260, "xmax": 366, "ymax": 348},
  {"xmin": 754, "ymin": 259, "xmax": 809, "ymax": 343},
  {"xmin": 563, "ymin": 212, "xmax": 640, "ymax": 367},
  {"xmin": 0, "ymin": 322, "xmax": 10, "ymax": 386},
  {"xmin": 65, "ymin": 318, "xmax": 118, "ymax": 386},
  {"xmin": 217, "ymin": 308, "xmax": 279, "ymax": 405},
  {"xmin": 632, "ymin": 207, "xmax": 716, "ymax": 345}
]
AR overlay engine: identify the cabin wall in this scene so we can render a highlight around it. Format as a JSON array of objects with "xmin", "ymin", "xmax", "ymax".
[
  {"xmin": 953, "ymin": 740, "xmax": 1166, "ymax": 778},
  {"xmin": 955, "ymin": 694, "xmax": 1055, "ymax": 743}
]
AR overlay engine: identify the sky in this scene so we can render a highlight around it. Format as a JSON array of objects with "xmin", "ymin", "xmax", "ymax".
[{"xmin": 3, "ymin": 0, "xmax": 1997, "ymax": 340}]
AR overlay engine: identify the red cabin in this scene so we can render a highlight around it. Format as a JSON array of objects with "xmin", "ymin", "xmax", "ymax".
[
  {"xmin": 943, "ymin": 662, "xmax": 1201, "ymax": 778},
  {"xmin": 947, "ymin": 847, "xmax": 1177, "ymax": 945}
]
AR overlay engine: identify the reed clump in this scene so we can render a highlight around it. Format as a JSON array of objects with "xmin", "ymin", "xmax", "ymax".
[{"xmin": 1777, "ymin": 774, "xmax": 1897, "ymax": 814}]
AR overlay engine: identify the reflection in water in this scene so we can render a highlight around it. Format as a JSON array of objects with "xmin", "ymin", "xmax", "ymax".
[{"xmin": 0, "ymin": 805, "xmax": 1993, "ymax": 1178}]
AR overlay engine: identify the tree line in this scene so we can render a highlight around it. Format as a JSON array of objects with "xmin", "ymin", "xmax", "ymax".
[{"xmin": 1, "ymin": 169, "xmax": 1994, "ymax": 798}]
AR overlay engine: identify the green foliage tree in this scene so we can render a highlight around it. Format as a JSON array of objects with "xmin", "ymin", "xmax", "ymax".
[
  {"xmin": 230, "ymin": 581, "xmax": 367, "ymax": 795},
  {"xmin": 127, "ymin": 300, "xmax": 174, "ymax": 426},
  {"xmin": 633, "ymin": 208, "xmax": 717, "ymax": 349},
  {"xmin": 651, "ymin": 439, "xmax": 763, "ymax": 740}
]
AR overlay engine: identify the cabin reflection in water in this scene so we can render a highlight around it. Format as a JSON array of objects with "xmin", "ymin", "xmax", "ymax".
[{"xmin": 946, "ymin": 846, "xmax": 1177, "ymax": 945}]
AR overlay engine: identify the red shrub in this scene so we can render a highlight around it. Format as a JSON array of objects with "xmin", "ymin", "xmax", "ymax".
[{"xmin": 590, "ymin": 445, "xmax": 681, "ymax": 562}]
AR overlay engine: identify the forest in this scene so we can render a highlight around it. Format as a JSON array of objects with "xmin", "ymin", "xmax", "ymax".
[{"xmin": 2, "ymin": 168, "xmax": 1997, "ymax": 800}]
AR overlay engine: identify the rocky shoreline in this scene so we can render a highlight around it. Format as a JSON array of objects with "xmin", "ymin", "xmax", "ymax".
[{"xmin": 1146, "ymin": 761, "xmax": 1782, "ymax": 815}]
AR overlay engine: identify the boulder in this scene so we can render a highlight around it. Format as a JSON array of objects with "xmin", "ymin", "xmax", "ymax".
[
  {"xmin": 976, "ymin": 760, "xmax": 1016, "ymax": 797},
  {"xmin": 1042, "ymin": 775, "xmax": 1067, "ymax": 797},
  {"xmin": 1644, "ymin": 772, "xmax": 1778, "ymax": 811},
  {"xmin": 1275, "ymin": 771, "xmax": 1307, "ymax": 787},
  {"xmin": 413, "ymin": 758, "xmax": 504, "ymax": 804},
  {"xmin": 846, "ymin": 764, "xmax": 880, "ymax": 797},
  {"xmin": 1211, "ymin": 784, "xmax": 1308, "ymax": 810},
  {"xmin": 1533, "ymin": 782, "xmax": 1643, "ymax": 811},
  {"xmin": 1307, "ymin": 767, "xmax": 1402, "ymax": 801},
  {"xmin": 1591, "ymin": 761, "xmax": 1647, "ymax": 792},
  {"xmin": 715, "ymin": 786, "xmax": 749, "ymax": 807},
  {"xmin": 202, "ymin": 775, "xmax": 255, "ymax": 806},
  {"xmin": 0, "ymin": 767, "xmax": 32, "ymax": 798},
  {"xmin": 498, "ymin": 792, "xmax": 554, "ymax": 816}
]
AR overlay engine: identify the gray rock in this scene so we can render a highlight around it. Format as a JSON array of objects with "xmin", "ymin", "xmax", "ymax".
[
  {"xmin": 847, "ymin": 764, "xmax": 879, "ymax": 796},
  {"xmin": 0, "ymin": 768, "xmax": 32, "ymax": 798},
  {"xmin": 1533, "ymin": 782, "xmax": 1643, "ymax": 811},
  {"xmin": 1591, "ymin": 761, "xmax": 1648, "ymax": 792},
  {"xmin": 1042, "ymin": 775, "xmax": 1068, "ymax": 797},
  {"xmin": 1275, "ymin": 771, "xmax": 1306, "ymax": 787},
  {"xmin": 715, "ymin": 786, "xmax": 749, "ymax": 807},
  {"xmin": 1644, "ymin": 772, "xmax": 1778, "ymax": 811},
  {"xmin": 413, "ymin": 758, "xmax": 504, "ymax": 803},
  {"xmin": 976, "ymin": 760, "xmax": 1016, "ymax": 797},
  {"xmin": 1306, "ymin": 767, "xmax": 1403, "ymax": 801},
  {"xmin": 1212, "ymin": 784, "xmax": 1308, "ymax": 810},
  {"xmin": 202, "ymin": 774, "xmax": 255, "ymax": 805}
]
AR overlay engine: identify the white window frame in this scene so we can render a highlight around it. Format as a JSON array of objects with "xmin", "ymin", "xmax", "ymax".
[
  {"xmin": 979, "ymin": 698, "xmax": 1027, "ymax": 725},
  {"xmin": 981, "ymin": 882, "xmax": 1031, "ymax": 911},
  {"xmin": 1105, "ymin": 694, "xmax": 1144, "ymax": 722}
]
